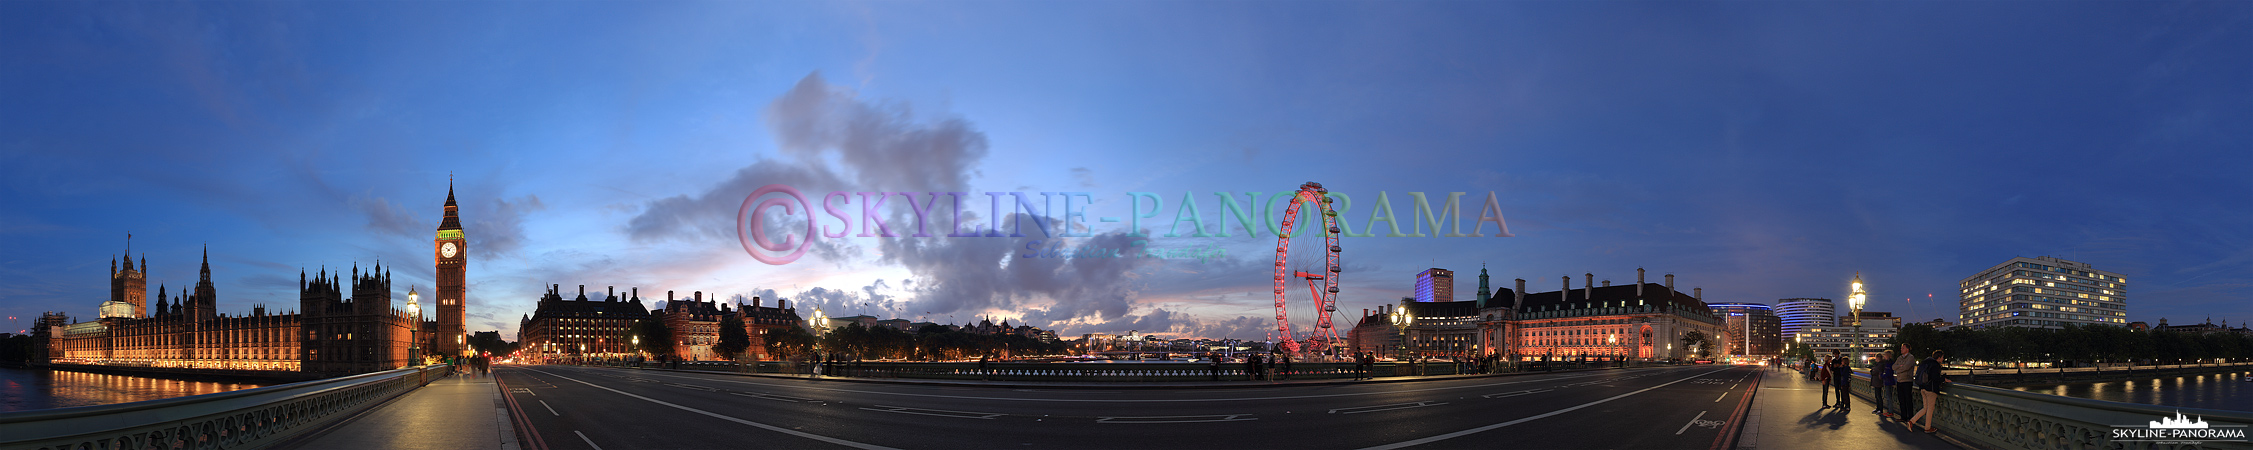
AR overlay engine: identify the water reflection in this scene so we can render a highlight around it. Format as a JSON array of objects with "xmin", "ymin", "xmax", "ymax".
[
  {"xmin": 2009, "ymin": 370, "xmax": 2252, "ymax": 412},
  {"xmin": 0, "ymin": 367, "xmax": 266, "ymax": 412}
]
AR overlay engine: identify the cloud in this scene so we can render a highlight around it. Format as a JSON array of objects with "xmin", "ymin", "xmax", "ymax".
[
  {"xmin": 623, "ymin": 72, "xmax": 1279, "ymax": 339},
  {"xmin": 352, "ymin": 195, "xmax": 424, "ymax": 239},
  {"xmin": 467, "ymin": 195, "xmax": 546, "ymax": 258},
  {"xmin": 1070, "ymin": 167, "xmax": 1096, "ymax": 188}
]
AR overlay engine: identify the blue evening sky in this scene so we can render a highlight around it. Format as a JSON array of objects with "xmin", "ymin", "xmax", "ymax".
[{"xmin": 3, "ymin": 1, "xmax": 2247, "ymax": 340}]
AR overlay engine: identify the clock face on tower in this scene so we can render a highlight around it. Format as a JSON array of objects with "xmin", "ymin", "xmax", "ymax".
[{"xmin": 441, "ymin": 242, "xmax": 458, "ymax": 258}]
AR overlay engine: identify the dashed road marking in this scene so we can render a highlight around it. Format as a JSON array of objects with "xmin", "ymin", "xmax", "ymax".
[
  {"xmin": 1482, "ymin": 389, "xmax": 1553, "ymax": 399},
  {"xmin": 1097, "ymin": 414, "xmax": 1256, "ymax": 424},
  {"xmin": 858, "ymin": 405, "xmax": 1005, "ymax": 420},
  {"xmin": 539, "ymin": 400, "xmax": 561, "ymax": 416},
  {"xmin": 1330, "ymin": 401, "xmax": 1447, "ymax": 415},
  {"xmin": 729, "ymin": 392, "xmax": 813, "ymax": 403},
  {"xmin": 576, "ymin": 430, "xmax": 604, "ymax": 450},
  {"xmin": 1676, "ymin": 411, "xmax": 1707, "ymax": 435}
]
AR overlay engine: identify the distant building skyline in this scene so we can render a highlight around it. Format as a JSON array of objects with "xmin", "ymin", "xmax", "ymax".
[
  {"xmin": 1959, "ymin": 256, "xmax": 2128, "ymax": 329},
  {"xmin": 1415, "ymin": 268, "xmax": 1454, "ymax": 303},
  {"xmin": 1776, "ymin": 298, "xmax": 1837, "ymax": 343}
]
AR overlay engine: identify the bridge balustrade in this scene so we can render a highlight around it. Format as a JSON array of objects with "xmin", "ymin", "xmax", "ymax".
[
  {"xmin": 1845, "ymin": 368, "xmax": 2253, "ymax": 450},
  {"xmin": 0, "ymin": 365, "xmax": 453, "ymax": 450}
]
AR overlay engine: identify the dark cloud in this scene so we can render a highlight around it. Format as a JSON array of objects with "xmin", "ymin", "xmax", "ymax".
[
  {"xmin": 352, "ymin": 195, "xmax": 424, "ymax": 239},
  {"xmin": 467, "ymin": 195, "xmax": 546, "ymax": 258}
]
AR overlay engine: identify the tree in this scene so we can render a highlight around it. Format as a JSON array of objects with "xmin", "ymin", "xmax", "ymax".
[
  {"xmin": 764, "ymin": 325, "xmax": 816, "ymax": 360},
  {"xmin": 1680, "ymin": 331, "xmax": 1710, "ymax": 358},
  {"xmin": 468, "ymin": 331, "xmax": 515, "ymax": 357},
  {"xmin": 716, "ymin": 314, "xmax": 751, "ymax": 361},
  {"xmin": 631, "ymin": 318, "xmax": 675, "ymax": 359}
]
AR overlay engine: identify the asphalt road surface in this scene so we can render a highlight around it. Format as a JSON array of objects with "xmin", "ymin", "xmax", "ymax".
[{"xmin": 496, "ymin": 364, "xmax": 1762, "ymax": 450}]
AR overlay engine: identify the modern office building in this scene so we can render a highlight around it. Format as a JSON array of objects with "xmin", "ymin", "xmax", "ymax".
[
  {"xmin": 1959, "ymin": 256, "xmax": 2128, "ymax": 329},
  {"xmin": 1775, "ymin": 298, "xmax": 1837, "ymax": 341},
  {"xmin": 1415, "ymin": 268, "xmax": 1455, "ymax": 302},
  {"xmin": 1709, "ymin": 302, "xmax": 1782, "ymax": 357}
]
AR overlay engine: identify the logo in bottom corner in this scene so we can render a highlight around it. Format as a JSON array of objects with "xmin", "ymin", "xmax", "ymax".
[{"xmin": 2112, "ymin": 411, "xmax": 2248, "ymax": 445}]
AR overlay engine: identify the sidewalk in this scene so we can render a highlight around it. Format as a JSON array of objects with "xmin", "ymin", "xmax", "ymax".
[
  {"xmin": 278, "ymin": 371, "xmax": 519, "ymax": 450},
  {"xmin": 1736, "ymin": 367, "xmax": 1958, "ymax": 450}
]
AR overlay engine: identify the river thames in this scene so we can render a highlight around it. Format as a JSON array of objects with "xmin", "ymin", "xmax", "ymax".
[
  {"xmin": 2006, "ymin": 369, "xmax": 2253, "ymax": 412},
  {"xmin": 0, "ymin": 367, "xmax": 267, "ymax": 412}
]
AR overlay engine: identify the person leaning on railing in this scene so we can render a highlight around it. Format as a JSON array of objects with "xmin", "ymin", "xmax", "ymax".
[{"xmin": 1907, "ymin": 350, "xmax": 1948, "ymax": 433}]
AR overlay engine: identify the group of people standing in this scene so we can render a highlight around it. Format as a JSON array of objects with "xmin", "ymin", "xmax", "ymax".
[{"xmin": 1810, "ymin": 343, "xmax": 1949, "ymax": 434}]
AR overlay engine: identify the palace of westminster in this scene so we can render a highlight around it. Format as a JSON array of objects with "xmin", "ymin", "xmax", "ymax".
[{"xmin": 32, "ymin": 184, "xmax": 473, "ymax": 377}]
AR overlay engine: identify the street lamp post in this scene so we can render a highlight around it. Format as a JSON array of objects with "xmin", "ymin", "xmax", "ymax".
[
  {"xmin": 1391, "ymin": 307, "xmax": 1412, "ymax": 362},
  {"xmin": 1849, "ymin": 273, "xmax": 1868, "ymax": 368},
  {"xmin": 407, "ymin": 287, "xmax": 422, "ymax": 366},
  {"xmin": 1608, "ymin": 333, "xmax": 1619, "ymax": 368}
]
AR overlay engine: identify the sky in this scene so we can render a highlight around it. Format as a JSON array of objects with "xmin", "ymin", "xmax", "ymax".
[{"xmin": 3, "ymin": 1, "xmax": 2248, "ymax": 342}]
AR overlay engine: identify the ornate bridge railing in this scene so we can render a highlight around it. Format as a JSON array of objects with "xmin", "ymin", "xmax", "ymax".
[
  {"xmin": 1847, "ymin": 370, "xmax": 2253, "ymax": 450},
  {"xmin": 0, "ymin": 365, "xmax": 452, "ymax": 450}
]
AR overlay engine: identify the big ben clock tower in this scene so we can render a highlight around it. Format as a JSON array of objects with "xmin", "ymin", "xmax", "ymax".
[{"xmin": 434, "ymin": 180, "xmax": 468, "ymax": 358}]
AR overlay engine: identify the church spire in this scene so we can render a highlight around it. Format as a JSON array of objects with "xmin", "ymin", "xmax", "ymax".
[{"xmin": 199, "ymin": 245, "xmax": 210, "ymax": 281}]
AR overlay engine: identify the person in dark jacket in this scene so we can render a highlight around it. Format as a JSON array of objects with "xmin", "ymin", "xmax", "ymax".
[
  {"xmin": 1829, "ymin": 352, "xmax": 1853, "ymax": 411},
  {"xmin": 1873, "ymin": 350, "xmax": 1896, "ymax": 419},
  {"xmin": 1907, "ymin": 350, "xmax": 1947, "ymax": 433},
  {"xmin": 1209, "ymin": 353, "xmax": 1221, "ymax": 381}
]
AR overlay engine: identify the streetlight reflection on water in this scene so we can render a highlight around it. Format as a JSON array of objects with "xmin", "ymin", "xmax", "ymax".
[{"xmin": 0, "ymin": 368, "xmax": 265, "ymax": 412}]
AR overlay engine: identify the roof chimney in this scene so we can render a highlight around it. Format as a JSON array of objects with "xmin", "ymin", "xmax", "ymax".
[
  {"xmin": 780, "ymin": 299, "xmax": 788, "ymax": 310},
  {"xmin": 1695, "ymin": 287, "xmax": 1702, "ymax": 302},
  {"xmin": 1583, "ymin": 273, "xmax": 1593, "ymax": 301},
  {"xmin": 754, "ymin": 296, "xmax": 762, "ymax": 307},
  {"xmin": 1514, "ymin": 278, "xmax": 1525, "ymax": 310},
  {"xmin": 1665, "ymin": 274, "xmax": 1675, "ymax": 293},
  {"xmin": 1603, "ymin": 280, "xmax": 1611, "ymax": 287},
  {"xmin": 694, "ymin": 291, "xmax": 703, "ymax": 303},
  {"xmin": 668, "ymin": 290, "xmax": 675, "ymax": 301},
  {"xmin": 1562, "ymin": 276, "xmax": 1570, "ymax": 300},
  {"xmin": 578, "ymin": 285, "xmax": 585, "ymax": 298},
  {"xmin": 608, "ymin": 286, "xmax": 615, "ymax": 299},
  {"xmin": 1637, "ymin": 268, "xmax": 1646, "ymax": 298}
]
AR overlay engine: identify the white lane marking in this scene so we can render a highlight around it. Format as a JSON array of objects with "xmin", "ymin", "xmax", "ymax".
[
  {"xmin": 1481, "ymin": 389, "xmax": 1552, "ymax": 399},
  {"xmin": 576, "ymin": 430, "xmax": 603, "ymax": 450},
  {"xmin": 605, "ymin": 365, "xmax": 1682, "ymax": 403},
  {"xmin": 527, "ymin": 368, "xmax": 899, "ymax": 450},
  {"xmin": 1676, "ymin": 411, "xmax": 1707, "ymax": 435},
  {"xmin": 1097, "ymin": 414, "xmax": 1257, "ymax": 423},
  {"xmin": 1714, "ymin": 391, "xmax": 1729, "ymax": 402},
  {"xmin": 1329, "ymin": 401, "xmax": 1447, "ymax": 415},
  {"xmin": 512, "ymin": 388, "xmax": 535, "ymax": 396},
  {"xmin": 539, "ymin": 400, "xmax": 561, "ymax": 416},
  {"xmin": 857, "ymin": 405, "xmax": 1005, "ymax": 419},
  {"xmin": 729, "ymin": 392, "xmax": 809, "ymax": 403},
  {"xmin": 1358, "ymin": 368, "xmax": 1731, "ymax": 450}
]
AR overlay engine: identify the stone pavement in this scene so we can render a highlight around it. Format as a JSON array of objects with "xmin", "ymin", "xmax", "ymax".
[
  {"xmin": 278, "ymin": 369, "xmax": 519, "ymax": 450},
  {"xmin": 1736, "ymin": 366, "xmax": 1959, "ymax": 450}
]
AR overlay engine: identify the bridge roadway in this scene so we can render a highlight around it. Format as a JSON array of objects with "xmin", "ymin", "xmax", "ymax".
[{"xmin": 495, "ymin": 364, "xmax": 1761, "ymax": 450}]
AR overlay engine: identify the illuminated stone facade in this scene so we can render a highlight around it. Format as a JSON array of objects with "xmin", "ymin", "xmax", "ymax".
[
  {"xmin": 518, "ymin": 285, "xmax": 649, "ymax": 363},
  {"xmin": 38, "ymin": 246, "xmax": 416, "ymax": 377}
]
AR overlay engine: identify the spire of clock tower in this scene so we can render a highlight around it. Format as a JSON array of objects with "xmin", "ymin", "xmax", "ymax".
[{"xmin": 438, "ymin": 178, "xmax": 462, "ymax": 231}]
